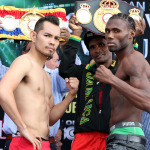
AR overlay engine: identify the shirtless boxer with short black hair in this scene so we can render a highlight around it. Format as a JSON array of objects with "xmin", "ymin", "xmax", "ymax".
[{"xmin": 0, "ymin": 15, "xmax": 79, "ymax": 150}]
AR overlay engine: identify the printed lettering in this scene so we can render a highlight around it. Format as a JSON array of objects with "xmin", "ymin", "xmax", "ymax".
[
  {"xmin": 86, "ymin": 99, "xmax": 93, "ymax": 105},
  {"xmin": 145, "ymin": 14, "xmax": 150, "ymax": 28},
  {"xmin": 66, "ymin": 102, "xmax": 76, "ymax": 113},
  {"xmin": 80, "ymin": 117, "xmax": 90, "ymax": 125},
  {"xmin": 82, "ymin": 104, "xmax": 92, "ymax": 117},
  {"xmin": 129, "ymin": 1, "xmax": 145, "ymax": 11},
  {"xmin": 80, "ymin": 71, "xmax": 95, "ymax": 125},
  {"xmin": 143, "ymin": 39, "xmax": 148, "ymax": 58},
  {"xmin": 85, "ymin": 88, "xmax": 93, "ymax": 99}
]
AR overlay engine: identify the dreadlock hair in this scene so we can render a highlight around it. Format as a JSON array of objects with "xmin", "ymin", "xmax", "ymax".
[
  {"xmin": 109, "ymin": 13, "xmax": 135, "ymax": 31},
  {"xmin": 109, "ymin": 13, "xmax": 136, "ymax": 44},
  {"xmin": 34, "ymin": 15, "xmax": 59, "ymax": 34}
]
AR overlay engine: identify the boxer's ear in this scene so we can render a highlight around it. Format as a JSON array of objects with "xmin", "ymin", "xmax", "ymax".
[
  {"xmin": 30, "ymin": 30, "xmax": 36, "ymax": 43},
  {"xmin": 129, "ymin": 30, "xmax": 135, "ymax": 39}
]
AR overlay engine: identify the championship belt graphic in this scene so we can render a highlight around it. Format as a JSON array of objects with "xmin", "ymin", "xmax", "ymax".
[
  {"xmin": 0, "ymin": 6, "xmax": 67, "ymax": 40},
  {"xmin": 75, "ymin": 0, "xmax": 144, "ymax": 35},
  {"xmin": 76, "ymin": 3, "xmax": 92, "ymax": 24},
  {"xmin": 93, "ymin": 0, "xmax": 121, "ymax": 33},
  {"xmin": 129, "ymin": 8, "xmax": 141, "ymax": 21},
  {"xmin": 19, "ymin": 7, "xmax": 44, "ymax": 39},
  {"xmin": 3, "ymin": 15, "xmax": 17, "ymax": 31}
]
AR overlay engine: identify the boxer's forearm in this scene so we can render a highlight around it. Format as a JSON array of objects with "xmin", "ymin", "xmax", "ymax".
[{"xmin": 49, "ymin": 92, "xmax": 75, "ymax": 126}]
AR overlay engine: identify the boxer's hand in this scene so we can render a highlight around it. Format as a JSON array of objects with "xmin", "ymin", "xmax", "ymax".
[
  {"xmin": 19, "ymin": 127, "xmax": 42, "ymax": 150},
  {"xmin": 65, "ymin": 77, "xmax": 79, "ymax": 97},
  {"xmin": 60, "ymin": 27, "xmax": 70, "ymax": 50},
  {"xmin": 69, "ymin": 14, "xmax": 82, "ymax": 37},
  {"xmin": 95, "ymin": 65, "xmax": 114, "ymax": 84}
]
